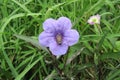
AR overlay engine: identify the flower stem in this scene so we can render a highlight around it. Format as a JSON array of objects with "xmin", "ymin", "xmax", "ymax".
[
  {"xmin": 94, "ymin": 24, "xmax": 102, "ymax": 35},
  {"xmin": 49, "ymin": 50, "xmax": 63, "ymax": 77},
  {"xmin": 63, "ymin": 47, "xmax": 70, "ymax": 70}
]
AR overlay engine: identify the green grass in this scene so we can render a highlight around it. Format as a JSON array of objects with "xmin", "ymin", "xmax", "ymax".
[{"xmin": 0, "ymin": 0, "xmax": 120, "ymax": 80}]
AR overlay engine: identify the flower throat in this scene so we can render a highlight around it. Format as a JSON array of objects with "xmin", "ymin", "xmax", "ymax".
[{"xmin": 56, "ymin": 33, "xmax": 62, "ymax": 45}]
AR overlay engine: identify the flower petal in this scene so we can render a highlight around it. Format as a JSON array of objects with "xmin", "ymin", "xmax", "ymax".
[
  {"xmin": 57, "ymin": 17, "xmax": 72, "ymax": 30},
  {"xmin": 88, "ymin": 19, "xmax": 95, "ymax": 25},
  {"xmin": 64, "ymin": 29, "xmax": 79, "ymax": 46},
  {"xmin": 38, "ymin": 31, "xmax": 54, "ymax": 47},
  {"xmin": 49, "ymin": 42, "xmax": 68, "ymax": 56},
  {"xmin": 43, "ymin": 18, "xmax": 57, "ymax": 32},
  {"xmin": 96, "ymin": 14, "xmax": 100, "ymax": 20}
]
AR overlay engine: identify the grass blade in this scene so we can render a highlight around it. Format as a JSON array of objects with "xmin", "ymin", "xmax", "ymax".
[
  {"xmin": 14, "ymin": 34, "xmax": 49, "ymax": 53},
  {"xmin": 2, "ymin": 50, "xmax": 18, "ymax": 78},
  {"xmin": 15, "ymin": 55, "xmax": 43, "ymax": 80}
]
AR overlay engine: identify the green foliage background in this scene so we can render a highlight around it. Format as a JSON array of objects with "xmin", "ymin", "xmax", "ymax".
[{"xmin": 0, "ymin": 0, "xmax": 120, "ymax": 80}]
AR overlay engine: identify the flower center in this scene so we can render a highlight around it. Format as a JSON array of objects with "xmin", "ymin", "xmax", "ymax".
[
  {"xmin": 92, "ymin": 18, "xmax": 97, "ymax": 23},
  {"xmin": 56, "ymin": 33, "xmax": 62, "ymax": 45}
]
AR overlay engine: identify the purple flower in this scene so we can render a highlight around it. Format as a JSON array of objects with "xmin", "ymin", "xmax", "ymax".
[
  {"xmin": 39, "ymin": 17, "xmax": 79, "ymax": 56},
  {"xmin": 88, "ymin": 14, "xmax": 100, "ymax": 25}
]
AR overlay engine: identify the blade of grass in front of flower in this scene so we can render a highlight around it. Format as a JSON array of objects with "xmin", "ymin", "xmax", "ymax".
[
  {"xmin": 14, "ymin": 34, "xmax": 49, "ymax": 53},
  {"xmin": 15, "ymin": 54, "xmax": 44, "ymax": 80}
]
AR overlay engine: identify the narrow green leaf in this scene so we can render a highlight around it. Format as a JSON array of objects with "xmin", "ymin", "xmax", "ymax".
[
  {"xmin": 11, "ymin": 0, "xmax": 31, "ymax": 13},
  {"xmin": 45, "ymin": 2, "xmax": 65, "ymax": 18},
  {"xmin": 2, "ymin": 50, "xmax": 18, "ymax": 77},
  {"xmin": 15, "ymin": 55, "xmax": 43, "ymax": 80},
  {"xmin": 16, "ymin": 56, "xmax": 32, "ymax": 71},
  {"xmin": 66, "ymin": 47, "xmax": 84, "ymax": 65},
  {"xmin": 115, "ymin": 41, "xmax": 120, "ymax": 50},
  {"xmin": 84, "ymin": 0, "xmax": 105, "ymax": 15},
  {"xmin": 94, "ymin": 53, "xmax": 98, "ymax": 65},
  {"xmin": 14, "ymin": 34, "xmax": 49, "ymax": 53},
  {"xmin": 100, "ymin": 52, "xmax": 120, "ymax": 61},
  {"xmin": 106, "ymin": 69, "xmax": 120, "ymax": 80},
  {"xmin": 77, "ymin": 63, "xmax": 93, "ymax": 71},
  {"xmin": 45, "ymin": 70, "xmax": 57, "ymax": 80},
  {"xmin": 97, "ymin": 32, "xmax": 108, "ymax": 50}
]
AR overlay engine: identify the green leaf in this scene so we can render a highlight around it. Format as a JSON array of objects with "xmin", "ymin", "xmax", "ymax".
[
  {"xmin": 2, "ymin": 50, "xmax": 18, "ymax": 78},
  {"xmin": 16, "ymin": 55, "xmax": 33, "ymax": 71},
  {"xmin": 94, "ymin": 53, "xmax": 98, "ymax": 65},
  {"xmin": 115, "ymin": 41, "xmax": 120, "ymax": 50},
  {"xmin": 45, "ymin": 70, "xmax": 57, "ymax": 80},
  {"xmin": 106, "ymin": 69, "xmax": 120, "ymax": 80},
  {"xmin": 15, "ymin": 55, "xmax": 43, "ymax": 80},
  {"xmin": 97, "ymin": 32, "xmax": 108, "ymax": 50},
  {"xmin": 77, "ymin": 63, "xmax": 93, "ymax": 71},
  {"xmin": 100, "ymin": 52, "xmax": 120, "ymax": 61},
  {"xmin": 14, "ymin": 34, "xmax": 49, "ymax": 53},
  {"xmin": 11, "ymin": 0, "xmax": 31, "ymax": 13},
  {"xmin": 66, "ymin": 47, "xmax": 84, "ymax": 65},
  {"xmin": 45, "ymin": 2, "xmax": 65, "ymax": 18}
]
